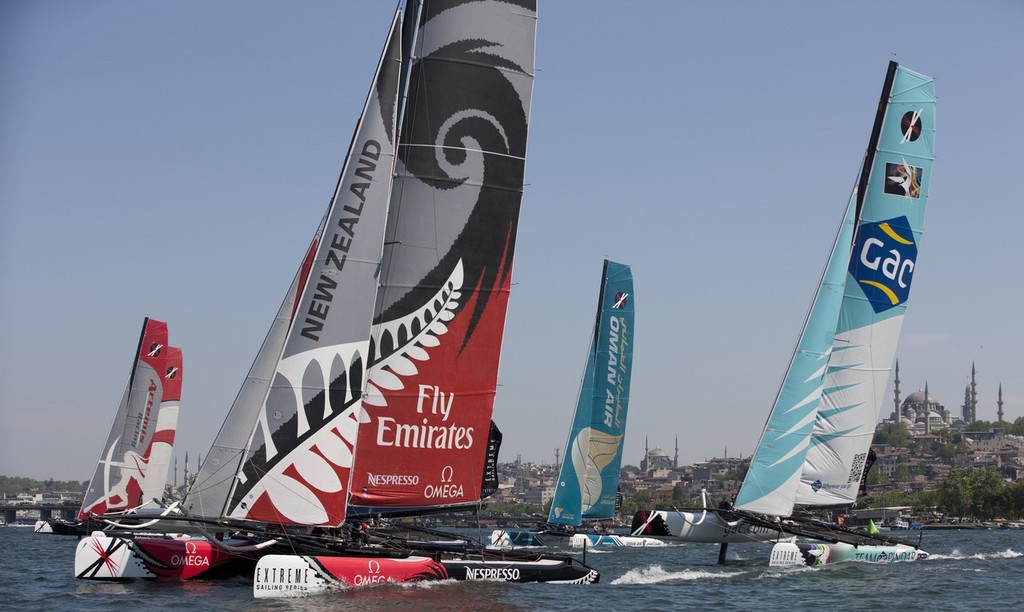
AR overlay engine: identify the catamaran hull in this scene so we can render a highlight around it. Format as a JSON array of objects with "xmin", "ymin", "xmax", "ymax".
[
  {"xmin": 442, "ymin": 557, "xmax": 599, "ymax": 584},
  {"xmin": 769, "ymin": 541, "xmax": 929, "ymax": 566},
  {"xmin": 253, "ymin": 554, "xmax": 447, "ymax": 597},
  {"xmin": 569, "ymin": 533, "xmax": 664, "ymax": 547},
  {"xmin": 631, "ymin": 510, "xmax": 781, "ymax": 543},
  {"xmin": 490, "ymin": 529, "xmax": 662, "ymax": 548},
  {"xmin": 36, "ymin": 518, "xmax": 95, "ymax": 536},
  {"xmin": 74, "ymin": 533, "xmax": 259, "ymax": 580}
]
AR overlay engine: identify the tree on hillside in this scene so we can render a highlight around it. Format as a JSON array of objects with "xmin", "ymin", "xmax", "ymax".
[
  {"xmin": 873, "ymin": 422, "xmax": 911, "ymax": 448},
  {"xmin": 964, "ymin": 420, "xmax": 994, "ymax": 433},
  {"xmin": 935, "ymin": 468, "xmax": 974, "ymax": 518},
  {"xmin": 935, "ymin": 467, "xmax": 1007, "ymax": 520}
]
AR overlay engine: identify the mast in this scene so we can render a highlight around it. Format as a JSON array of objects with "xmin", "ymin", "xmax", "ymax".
[{"xmin": 855, "ymin": 61, "xmax": 899, "ymax": 222}]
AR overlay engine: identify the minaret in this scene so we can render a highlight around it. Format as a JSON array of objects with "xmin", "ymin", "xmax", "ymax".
[
  {"xmin": 674, "ymin": 436, "xmax": 679, "ymax": 468},
  {"xmin": 962, "ymin": 384, "xmax": 972, "ymax": 423},
  {"xmin": 643, "ymin": 436, "xmax": 649, "ymax": 472},
  {"xmin": 998, "ymin": 384, "xmax": 1005, "ymax": 423},
  {"xmin": 970, "ymin": 363, "xmax": 979, "ymax": 422},
  {"xmin": 924, "ymin": 381, "xmax": 932, "ymax": 434},
  {"xmin": 893, "ymin": 360, "xmax": 902, "ymax": 421}
]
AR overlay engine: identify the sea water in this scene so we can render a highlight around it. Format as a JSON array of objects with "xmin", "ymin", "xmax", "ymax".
[{"xmin": 2, "ymin": 525, "xmax": 1020, "ymax": 611}]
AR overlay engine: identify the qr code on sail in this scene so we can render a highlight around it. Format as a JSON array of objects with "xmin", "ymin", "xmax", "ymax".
[{"xmin": 848, "ymin": 453, "xmax": 867, "ymax": 483}]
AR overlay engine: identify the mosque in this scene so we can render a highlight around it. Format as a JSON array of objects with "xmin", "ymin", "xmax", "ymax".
[
  {"xmin": 639, "ymin": 437, "xmax": 677, "ymax": 472},
  {"xmin": 887, "ymin": 361, "xmax": 1009, "ymax": 434}
]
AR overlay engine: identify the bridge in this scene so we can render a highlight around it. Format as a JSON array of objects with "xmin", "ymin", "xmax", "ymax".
[{"xmin": 1, "ymin": 501, "xmax": 79, "ymax": 524}]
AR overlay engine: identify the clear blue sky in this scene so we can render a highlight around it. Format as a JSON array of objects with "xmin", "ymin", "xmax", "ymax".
[{"xmin": 2, "ymin": 1, "xmax": 1022, "ymax": 481}]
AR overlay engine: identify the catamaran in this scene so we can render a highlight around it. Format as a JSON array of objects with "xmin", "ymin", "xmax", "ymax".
[
  {"xmin": 254, "ymin": 0, "xmax": 597, "ymax": 592},
  {"xmin": 490, "ymin": 261, "xmax": 662, "ymax": 549},
  {"xmin": 632, "ymin": 61, "xmax": 936, "ymax": 566},
  {"xmin": 36, "ymin": 318, "xmax": 182, "ymax": 536},
  {"xmin": 76, "ymin": 0, "xmax": 597, "ymax": 590}
]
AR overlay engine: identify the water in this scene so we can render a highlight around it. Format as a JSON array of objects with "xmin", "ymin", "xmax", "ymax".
[{"xmin": 2, "ymin": 525, "xmax": 1021, "ymax": 611}]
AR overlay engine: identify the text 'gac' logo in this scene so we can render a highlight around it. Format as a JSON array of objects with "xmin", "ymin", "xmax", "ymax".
[{"xmin": 850, "ymin": 216, "xmax": 917, "ymax": 313}]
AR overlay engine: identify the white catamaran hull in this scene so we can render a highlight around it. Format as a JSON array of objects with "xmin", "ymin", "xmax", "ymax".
[
  {"xmin": 769, "ymin": 541, "xmax": 929, "ymax": 566},
  {"xmin": 633, "ymin": 510, "xmax": 782, "ymax": 544},
  {"xmin": 569, "ymin": 533, "xmax": 665, "ymax": 548}
]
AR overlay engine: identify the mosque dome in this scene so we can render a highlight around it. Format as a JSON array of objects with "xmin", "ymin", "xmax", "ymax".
[
  {"xmin": 903, "ymin": 389, "xmax": 940, "ymax": 407},
  {"xmin": 648, "ymin": 448, "xmax": 669, "ymax": 458}
]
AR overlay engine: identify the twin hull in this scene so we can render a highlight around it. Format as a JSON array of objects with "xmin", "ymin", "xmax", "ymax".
[{"xmin": 75, "ymin": 532, "xmax": 600, "ymax": 589}]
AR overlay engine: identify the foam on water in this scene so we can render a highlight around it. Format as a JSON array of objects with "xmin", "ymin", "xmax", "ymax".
[
  {"xmin": 928, "ymin": 548, "xmax": 1021, "ymax": 561},
  {"xmin": 611, "ymin": 564, "xmax": 743, "ymax": 585}
]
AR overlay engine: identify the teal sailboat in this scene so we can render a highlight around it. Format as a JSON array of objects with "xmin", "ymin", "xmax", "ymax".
[
  {"xmin": 769, "ymin": 60, "xmax": 936, "ymax": 566},
  {"xmin": 550, "ymin": 260, "xmax": 636, "ymax": 529},
  {"xmin": 633, "ymin": 62, "xmax": 936, "ymax": 565},
  {"xmin": 493, "ymin": 261, "xmax": 661, "ymax": 548}
]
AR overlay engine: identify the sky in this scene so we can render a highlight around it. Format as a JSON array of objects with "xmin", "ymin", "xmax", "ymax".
[{"xmin": 2, "ymin": 1, "xmax": 1022, "ymax": 481}]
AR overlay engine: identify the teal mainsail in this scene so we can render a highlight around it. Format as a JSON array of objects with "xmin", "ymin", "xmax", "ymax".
[
  {"xmin": 548, "ymin": 260, "xmax": 634, "ymax": 526},
  {"xmin": 796, "ymin": 63, "xmax": 935, "ymax": 507}
]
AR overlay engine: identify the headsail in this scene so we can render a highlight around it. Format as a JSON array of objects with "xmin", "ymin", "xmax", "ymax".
[
  {"xmin": 734, "ymin": 195, "xmax": 856, "ymax": 516},
  {"xmin": 184, "ymin": 239, "xmax": 317, "ymax": 521},
  {"xmin": 795, "ymin": 62, "xmax": 935, "ymax": 507},
  {"xmin": 217, "ymin": 10, "xmax": 404, "ymax": 527},
  {"xmin": 548, "ymin": 261, "xmax": 635, "ymax": 526},
  {"xmin": 347, "ymin": 0, "xmax": 537, "ymax": 510},
  {"xmin": 80, "ymin": 318, "xmax": 171, "ymax": 519}
]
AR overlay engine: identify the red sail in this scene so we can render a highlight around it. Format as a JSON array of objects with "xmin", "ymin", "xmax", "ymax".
[{"xmin": 349, "ymin": 251, "xmax": 513, "ymax": 508}]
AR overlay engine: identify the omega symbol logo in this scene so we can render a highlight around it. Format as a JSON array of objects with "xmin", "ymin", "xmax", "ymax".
[
  {"xmin": 367, "ymin": 560, "xmax": 381, "ymax": 574},
  {"xmin": 441, "ymin": 466, "xmax": 454, "ymax": 483},
  {"xmin": 185, "ymin": 541, "xmax": 199, "ymax": 554}
]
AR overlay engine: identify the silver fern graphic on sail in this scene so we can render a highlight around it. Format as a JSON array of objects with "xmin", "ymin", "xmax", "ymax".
[{"xmin": 365, "ymin": 260, "xmax": 464, "ymax": 407}]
